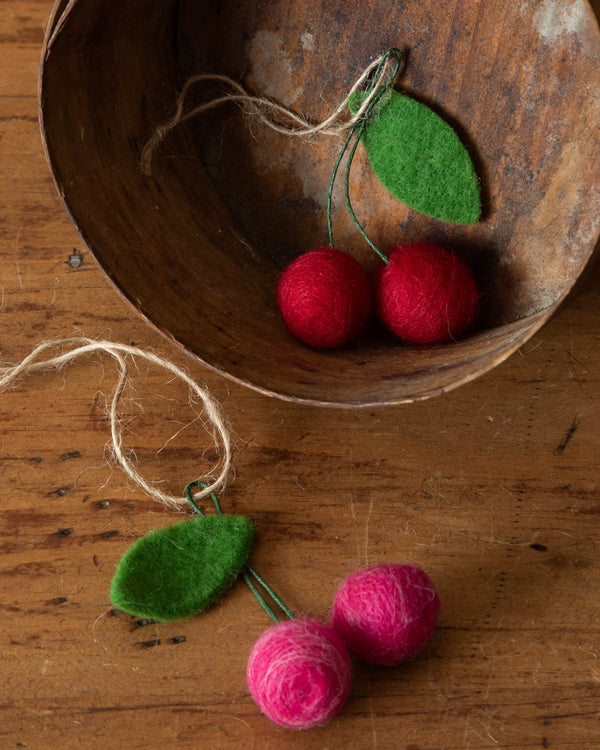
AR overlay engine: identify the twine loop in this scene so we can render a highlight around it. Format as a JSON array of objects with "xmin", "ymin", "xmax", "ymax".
[
  {"xmin": 139, "ymin": 50, "xmax": 402, "ymax": 176},
  {"xmin": 0, "ymin": 338, "xmax": 231, "ymax": 511}
]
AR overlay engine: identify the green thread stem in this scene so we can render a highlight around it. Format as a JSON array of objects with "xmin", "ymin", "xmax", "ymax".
[
  {"xmin": 246, "ymin": 565, "xmax": 296, "ymax": 621},
  {"xmin": 242, "ymin": 567, "xmax": 296, "ymax": 624},
  {"xmin": 327, "ymin": 125, "xmax": 357, "ymax": 248},
  {"xmin": 241, "ymin": 570, "xmax": 279, "ymax": 623},
  {"xmin": 185, "ymin": 479, "xmax": 223, "ymax": 516},
  {"xmin": 183, "ymin": 479, "xmax": 295, "ymax": 623},
  {"xmin": 326, "ymin": 48, "xmax": 402, "ymax": 264},
  {"xmin": 343, "ymin": 119, "xmax": 389, "ymax": 263}
]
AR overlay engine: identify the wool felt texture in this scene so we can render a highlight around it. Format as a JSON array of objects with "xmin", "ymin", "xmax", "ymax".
[
  {"xmin": 331, "ymin": 563, "xmax": 440, "ymax": 666},
  {"xmin": 348, "ymin": 90, "xmax": 481, "ymax": 225},
  {"xmin": 110, "ymin": 515, "xmax": 255, "ymax": 621},
  {"xmin": 277, "ymin": 246, "xmax": 372, "ymax": 348},
  {"xmin": 374, "ymin": 242, "xmax": 479, "ymax": 344},
  {"xmin": 247, "ymin": 618, "xmax": 352, "ymax": 729}
]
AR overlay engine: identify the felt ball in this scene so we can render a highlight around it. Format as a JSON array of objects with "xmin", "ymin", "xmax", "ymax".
[
  {"xmin": 247, "ymin": 618, "xmax": 352, "ymax": 729},
  {"xmin": 375, "ymin": 242, "xmax": 479, "ymax": 344},
  {"xmin": 277, "ymin": 246, "xmax": 372, "ymax": 348},
  {"xmin": 331, "ymin": 563, "xmax": 440, "ymax": 666}
]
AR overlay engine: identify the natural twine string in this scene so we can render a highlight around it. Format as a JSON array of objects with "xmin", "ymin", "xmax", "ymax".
[
  {"xmin": 0, "ymin": 338, "xmax": 231, "ymax": 511},
  {"xmin": 139, "ymin": 51, "xmax": 401, "ymax": 176}
]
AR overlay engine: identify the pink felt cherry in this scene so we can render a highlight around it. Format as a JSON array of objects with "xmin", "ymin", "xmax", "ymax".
[
  {"xmin": 247, "ymin": 618, "xmax": 352, "ymax": 729},
  {"xmin": 331, "ymin": 563, "xmax": 440, "ymax": 666}
]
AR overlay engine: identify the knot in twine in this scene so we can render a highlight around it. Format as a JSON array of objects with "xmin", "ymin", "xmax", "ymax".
[
  {"xmin": 0, "ymin": 338, "xmax": 231, "ymax": 511},
  {"xmin": 139, "ymin": 50, "xmax": 401, "ymax": 176}
]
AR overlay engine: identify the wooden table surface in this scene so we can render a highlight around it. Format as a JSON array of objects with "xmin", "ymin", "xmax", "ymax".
[{"xmin": 2, "ymin": 2, "xmax": 600, "ymax": 749}]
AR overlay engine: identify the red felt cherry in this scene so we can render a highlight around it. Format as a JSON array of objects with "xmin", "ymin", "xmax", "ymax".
[
  {"xmin": 277, "ymin": 247, "xmax": 372, "ymax": 348},
  {"xmin": 374, "ymin": 242, "xmax": 479, "ymax": 345}
]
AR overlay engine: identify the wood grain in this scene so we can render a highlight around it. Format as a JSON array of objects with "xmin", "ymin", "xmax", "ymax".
[{"xmin": 2, "ymin": 2, "xmax": 600, "ymax": 749}]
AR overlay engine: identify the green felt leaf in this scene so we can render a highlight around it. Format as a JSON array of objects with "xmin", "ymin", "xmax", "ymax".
[
  {"xmin": 110, "ymin": 515, "xmax": 255, "ymax": 621},
  {"xmin": 348, "ymin": 90, "xmax": 481, "ymax": 225}
]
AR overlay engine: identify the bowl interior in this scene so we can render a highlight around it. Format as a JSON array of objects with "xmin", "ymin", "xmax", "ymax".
[{"xmin": 40, "ymin": 0, "xmax": 600, "ymax": 405}]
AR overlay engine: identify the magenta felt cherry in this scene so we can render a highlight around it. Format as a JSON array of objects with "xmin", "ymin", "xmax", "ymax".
[
  {"xmin": 331, "ymin": 563, "xmax": 440, "ymax": 666},
  {"xmin": 247, "ymin": 618, "xmax": 352, "ymax": 729}
]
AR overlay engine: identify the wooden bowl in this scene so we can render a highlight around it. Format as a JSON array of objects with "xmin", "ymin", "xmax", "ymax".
[{"xmin": 39, "ymin": 0, "xmax": 600, "ymax": 406}]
